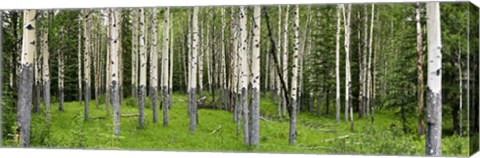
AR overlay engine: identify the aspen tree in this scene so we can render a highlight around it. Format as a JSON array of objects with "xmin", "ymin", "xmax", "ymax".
[
  {"xmin": 161, "ymin": 8, "xmax": 170, "ymax": 126},
  {"xmin": 132, "ymin": 9, "xmax": 138, "ymax": 98},
  {"xmin": 335, "ymin": 4, "xmax": 341, "ymax": 123},
  {"xmin": 78, "ymin": 15, "xmax": 83, "ymax": 105},
  {"xmin": 289, "ymin": 5, "xmax": 300, "ymax": 144},
  {"xmin": 58, "ymin": 26, "xmax": 65, "ymax": 111},
  {"xmin": 83, "ymin": 9, "xmax": 91, "ymax": 120},
  {"xmin": 17, "ymin": 9, "xmax": 36, "ymax": 147},
  {"xmin": 230, "ymin": 7, "xmax": 239, "ymax": 123},
  {"xmin": 277, "ymin": 6, "xmax": 282, "ymax": 116},
  {"xmin": 106, "ymin": 10, "xmax": 111, "ymax": 115},
  {"xmin": 110, "ymin": 9, "xmax": 121, "ymax": 136},
  {"xmin": 342, "ymin": 4, "xmax": 353, "ymax": 130},
  {"xmin": 150, "ymin": 8, "xmax": 159, "ymax": 123},
  {"xmin": 189, "ymin": 7, "xmax": 199, "ymax": 132},
  {"xmin": 366, "ymin": 4, "xmax": 375, "ymax": 119},
  {"xmin": 425, "ymin": 2, "xmax": 442, "ymax": 156},
  {"xmin": 415, "ymin": 2, "xmax": 425, "ymax": 135},
  {"xmin": 250, "ymin": 6, "xmax": 261, "ymax": 147},
  {"xmin": 42, "ymin": 11, "xmax": 51, "ymax": 123},
  {"xmin": 221, "ymin": 7, "xmax": 228, "ymax": 110},
  {"xmin": 239, "ymin": 6, "xmax": 249, "ymax": 144},
  {"xmin": 138, "ymin": 8, "xmax": 147, "ymax": 128},
  {"xmin": 282, "ymin": 5, "xmax": 290, "ymax": 117}
]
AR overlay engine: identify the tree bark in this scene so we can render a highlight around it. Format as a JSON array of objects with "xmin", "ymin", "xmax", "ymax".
[
  {"xmin": 138, "ymin": 8, "xmax": 147, "ymax": 128},
  {"xmin": 289, "ymin": 5, "xmax": 300, "ymax": 145},
  {"xmin": 83, "ymin": 9, "xmax": 91, "ymax": 121},
  {"xmin": 282, "ymin": 5, "xmax": 290, "ymax": 117},
  {"xmin": 425, "ymin": 2, "xmax": 442, "ymax": 156},
  {"xmin": 415, "ymin": 2, "xmax": 425, "ymax": 135},
  {"xmin": 58, "ymin": 26, "xmax": 65, "ymax": 112},
  {"xmin": 77, "ymin": 15, "xmax": 83, "ymax": 107},
  {"xmin": 132, "ymin": 9, "xmax": 138, "ymax": 99},
  {"xmin": 149, "ymin": 8, "xmax": 159, "ymax": 124},
  {"xmin": 250, "ymin": 6, "xmax": 261, "ymax": 147},
  {"xmin": 17, "ymin": 10, "xmax": 36, "ymax": 147},
  {"xmin": 161, "ymin": 8, "xmax": 170, "ymax": 126},
  {"xmin": 335, "ymin": 4, "xmax": 341, "ymax": 123},
  {"xmin": 110, "ymin": 9, "xmax": 122, "ymax": 136},
  {"xmin": 239, "ymin": 6, "xmax": 249, "ymax": 144},
  {"xmin": 342, "ymin": 4, "xmax": 353, "ymax": 130},
  {"xmin": 189, "ymin": 7, "xmax": 199, "ymax": 132}
]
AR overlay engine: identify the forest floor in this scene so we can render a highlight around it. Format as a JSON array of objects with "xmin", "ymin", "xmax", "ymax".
[{"xmin": 16, "ymin": 92, "xmax": 468, "ymax": 156}]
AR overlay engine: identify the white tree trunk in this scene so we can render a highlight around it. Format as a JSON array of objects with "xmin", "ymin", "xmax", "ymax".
[
  {"xmin": 335, "ymin": 4, "xmax": 341, "ymax": 123},
  {"xmin": 149, "ymin": 8, "xmax": 159, "ymax": 124},
  {"xmin": 239, "ymin": 6, "xmax": 249, "ymax": 145},
  {"xmin": 161, "ymin": 8, "xmax": 170, "ymax": 126},
  {"xmin": 189, "ymin": 7, "xmax": 199, "ymax": 132},
  {"xmin": 41, "ymin": 11, "xmax": 51, "ymax": 125},
  {"xmin": 138, "ymin": 8, "xmax": 147, "ymax": 128},
  {"xmin": 366, "ymin": 4, "xmax": 375, "ymax": 119},
  {"xmin": 131, "ymin": 9, "xmax": 138, "ymax": 98},
  {"xmin": 110, "ymin": 9, "xmax": 121, "ymax": 136},
  {"xmin": 289, "ymin": 5, "xmax": 300, "ymax": 145},
  {"xmin": 250, "ymin": 6, "xmax": 261, "ymax": 147},
  {"xmin": 17, "ymin": 10, "xmax": 36, "ymax": 147},
  {"xmin": 77, "ymin": 15, "xmax": 83, "ymax": 106},
  {"xmin": 425, "ymin": 2, "xmax": 442, "ymax": 156},
  {"xmin": 342, "ymin": 4, "xmax": 353, "ymax": 130},
  {"xmin": 83, "ymin": 9, "xmax": 91, "ymax": 121},
  {"xmin": 282, "ymin": 5, "xmax": 290, "ymax": 117}
]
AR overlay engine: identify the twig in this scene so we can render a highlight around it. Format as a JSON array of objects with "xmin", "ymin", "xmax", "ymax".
[{"xmin": 209, "ymin": 125, "xmax": 222, "ymax": 135}]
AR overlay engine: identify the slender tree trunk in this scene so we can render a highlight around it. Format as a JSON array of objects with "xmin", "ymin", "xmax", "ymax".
[
  {"xmin": 277, "ymin": 5, "xmax": 282, "ymax": 117},
  {"xmin": 289, "ymin": 5, "xmax": 300, "ymax": 144},
  {"xmin": 109, "ymin": 9, "xmax": 121, "ymax": 136},
  {"xmin": 282, "ymin": 5, "xmax": 290, "ymax": 117},
  {"xmin": 83, "ymin": 9, "xmax": 91, "ymax": 121},
  {"xmin": 342, "ymin": 4, "xmax": 353, "ymax": 130},
  {"xmin": 105, "ymin": 14, "xmax": 111, "ymax": 116},
  {"xmin": 161, "ymin": 8, "xmax": 170, "ymax": 126},
  {"xmin": 138, "ymin": 8, "xmax": 147, "ymax": 128},
  {"xmin": 366, "ymin": 4, "xmax": 375, "ymax": 119},
  {"xmin": 249, "ymin": 6, "xmax": 261, "ymax": 147},
  {"xmin": 17, "ymin": 10, "xmax": 36, "ymax": 147},
  {"xmin": 335, "ymin": 4, "xmax": 341, "ymax": 123},
  {"xmin": 132, "ymin": 9, "xmax": 138, "ymax": 98},
  {"xmin": 42, "ymin": 11, "xmax": 51, "ymax": 124},
  {"xmin": 33, "ymin": 13, "xmax": 41, "ymax": 115},
  {"xmin": 149, "ymin": 8, "xmax": 159, "ymax": 124},
  {"xmin": 78, "ymin": 15, "xmax": 83, "ymax": 106},
  {"xmin": 58, "ymin": 27, "xmax": 64, "ymax": 112},
  {"xmin": 239, "ymin": 6, "xmax": 249, "ymax": 144},
  {"xmin": 189, "ymin": 7, "xmax": 199, "ymax": 132},
  {"xmin": 425, "ymin": 2, "xmax": 442, "ymax": 156},
  {"xmin": 457, "ymin": 48, "xmax": 463, "ymax": 135},
  {"xmin": 221, "ymin": 7, "xmax": 228, "ymax": 110},
  {"xmin": 415, "ymin": 2, "xmax": 425, "ymax": 135}
]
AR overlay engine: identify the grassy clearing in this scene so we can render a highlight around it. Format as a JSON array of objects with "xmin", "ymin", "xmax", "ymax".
[{"xmin": 10, "ymin": 92, "xmax": 467, "ymax": 156}]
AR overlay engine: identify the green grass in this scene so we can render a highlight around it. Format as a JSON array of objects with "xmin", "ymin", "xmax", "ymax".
[{"xmin": 11, "ymin": 92, "xmax": 467, "ymax": 156}]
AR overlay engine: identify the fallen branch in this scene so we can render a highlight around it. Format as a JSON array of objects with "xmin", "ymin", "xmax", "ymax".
[
  {"xmin": 260, "ymin": 116, "xmax": 273, "ymax": 122},
  {"xmin": 209, "ymin": 125, "xmax": 222, "ymax": 135},
  {"xmin": 121, "ymin": 114, "xmax": 139, "ymax": 117},
  {"xmin": 90, "ymin": 114, "xmax": 139, "ymax": 120}
]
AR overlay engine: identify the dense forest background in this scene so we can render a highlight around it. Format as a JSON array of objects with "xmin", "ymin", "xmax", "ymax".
[{"xmin": 0, "ymin": 2, "xmax": 478, "ymax": 156}]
